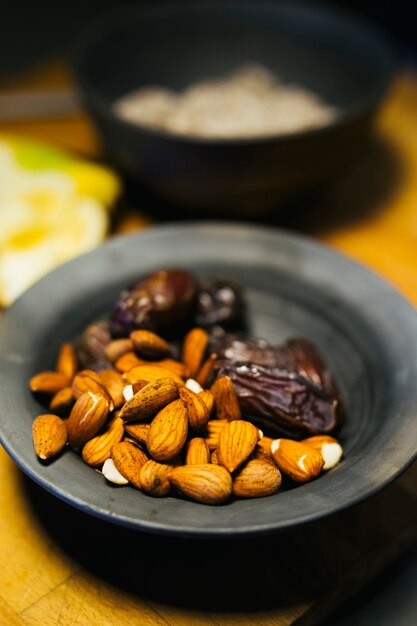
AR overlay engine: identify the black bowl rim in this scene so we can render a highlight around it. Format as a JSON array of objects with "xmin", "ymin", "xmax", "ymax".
[
  {"xmin": 1, "ymin": 222, "xmax": 417, "ymax": 537},
  {"xmin": 72, "ymin": 0, "xmax": 397, "ymax": 147}
]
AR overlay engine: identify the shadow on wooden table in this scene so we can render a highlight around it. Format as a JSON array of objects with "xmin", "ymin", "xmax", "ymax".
[
  {"xmin": 19, "ymin": 465, "xmax": 417, "ymax": 624},
  {"xmin": 120, "ymin": 132, "xmax": 404, "ymax": 237}
]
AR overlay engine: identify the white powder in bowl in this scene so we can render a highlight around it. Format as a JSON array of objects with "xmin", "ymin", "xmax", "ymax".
[{"xmin": 114, "ymin": 63, "xmax": 339, "ymax": 139}]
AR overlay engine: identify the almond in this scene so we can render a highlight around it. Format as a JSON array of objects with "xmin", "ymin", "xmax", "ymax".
[
  {"xmin": 115, "ymin": 351, "xmax": 145, "ymax": 372},
  {"xmin": 196, "ymin": 353, "xmax": 217, "ymax": 387},
  {"xmin": 72, "ymin": 369, "xmax": 114, "ymax": 410},
  {"xmin": 211, "ymin": 449, "xmax": 219, "ymax": 464},
  {"xmin": 185, "ymin": 378, "xmax": 204, "ymax": 394},
  {"xmin": 49, "ymin": 386, "xmax": 74, "ymax": 414},
  {"xmin": 29, "ymin": 371, "xmax": 68, "ymax": 395},
  {"xmin": 139, "ymin": 458, "xmax": 179, "ymax": 496},
  {"xmin": 182, "ymin": 327, "xmax": 208, "ymax": 378},
  {"xmin": 157, "ymin": 359, "xmax": 189, "ymax": 379},
  {"xmin": 198, "ymin": 389, "xmax": 215, "ymax": 416},
  {"xmin": 210, "ymin": 376, "xmax": 241, "ymax": 421},
  {"xmin": 130, "ymin": 329, "xmax": 170, "ymax": 358},
  {"xmin": 204, "ymin": 419, "xmax": 228, "ymax": 450},
  {"xmin": 147, "ymin": 398, "xmax": 188, "ymax": 462},
  {"xmin": 99, "ymin": 369, "xmax": 125, "ymax": 409},
  {"xmin": 104, "ymin": 338, "xmax": 134, "ymax": 364},
  {"xmin": 67, "ymin": 391, "xmax": 110, "ymax": 447},
  {"xmin": 232, "ymin": 458, "xmax": 282, "ymax": 498},
  {"xmin": 271, "ymin": 439, "xmax": 325, "ymax": 482},
  {"xmin": 124, "ymin": 423, "xmax": 150, "ymax": 447},
  {"xmin": 179, "ymin": 386, "xmax": 210, "ymax": 431},
  {"xmin": 102, "ymin": 458, "xmax": 128, "ymax": 485},
  {"xmin": 123, "ymin": 363, "xmax": 183, "ymax": 386},
  {"xmin": 82, "ymin": 415, "xmax": 124, "ymax": 466},
  {"xmin": 217, "ymin": 420, "xmax": 259, "ymax": 472},
  {"xmin": 257, "ymin": 435, "xmax": 274, "ymax": 459},
  {"xmin": 111, "ymin": 441, "xmax": 148, "ymax": 489},
  {"xmin": 32, "ymin": 413, "xmax": 68, "ymax": 460},
  {"xmin": 119, "ymin": 377, "xmax": 179, "ymax": 422},
  {"xmin": 56, "ymin": 343, "xmax": 77, "ymax": 381},
  {"xmin": 302, "ymin": 435, "xmax": 343, "ymax": 470},
  {"xmin": 185, "ymin": 438, "xmax": 210, "ymax": 465},
  {"xmin": 169, "ymin": 464, "xmax": 232, "ymax": 504}
]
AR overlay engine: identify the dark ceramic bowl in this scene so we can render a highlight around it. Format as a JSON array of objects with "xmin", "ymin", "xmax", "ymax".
[
  {"xmin": 1, "ymin": 223, "xmax": 417, "ymax": 537},
  {"xmin": 73, "ymin": 1, "xmax": 395, "ymax": 213}
]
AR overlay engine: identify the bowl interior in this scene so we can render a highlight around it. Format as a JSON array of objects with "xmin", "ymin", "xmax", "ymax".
[
  {"xmin": 1, "ymin": 224, "xmax": 416, "ymax": 536},
  {"xmin": 77, "ymin": 2, "xmax": 394, "ymax": 122}
]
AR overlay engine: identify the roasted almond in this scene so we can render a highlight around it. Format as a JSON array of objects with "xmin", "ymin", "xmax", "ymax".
[
  {"xmin": 271, "ymin": 439, "xmax": 325, "ymax": 482},
  {"xmin": 130, "ymin": 329, "xmax": 171, "ymax": 358},
  {"xmin": 210, "ymin": 375, "xmax": 241, "ymax": 421},
  {"xmin": 82, "ymin": 415, "xmax": 124, "ymax": 466},
  {"xmin": 139, "ymin": 459, "xmax": 179, "ymax": 496},
  {"xmin": 49, "ymin": 386, "xmax": 74, "ymax": 414},
  {"xmin": 232, "ymin": 458, "xmax": 282, "ymax": 498},
  {"xmin": 211, "ymin": 449, "xmax": 219, "ymax": 464},
  {"xmin": 72, "ymin": 369, "xmax": 114, "ymax": 410},
  {"xmin": 196, "ymin": 353, "xmax": 217, "ymax": 387},
  {"xmin": 32, "ymin": 413, "xmax": 68, "ymax": 460},
  {"xmin": 67, "ymin": 391, "xmax": 110, "ymax": 448},
  {"xmin": 217, "ymin": 420, "xmax": 259, "ymax": 473},
  {"xmin": 302, "ymin": 435, "xmax": 343, "ymax": 470},
  {"xmin": 99, "ymin": 369, "xmax": 125, "ymax": 409},
  {"xmin": 204, "ymin": 419, "xmax": 228, "ymax": 450},
  {"xmin": 123, "ymin": 363, "xmax": 183, "ymax": 386},
  {"xmin": 179, "ymin": 386, "xmax": 210, "ymax": 431},
  {"xmin": 147, "ymin": 398, "xmax": 188, "ymax": 462},
  {"xmin": 29, "ymin": 371, "xmax": 68, "ymax": 395},
  {"xmin": 105, "ymin": 338, "xmax": 134, "ymax": 364},
  {"xmin": 157, "ymin": 359, "xmax": 189, "ymax": 379},
  {"xmin": 119, "ymin": 377, "xmax": 179, "ymax": 422},
  {"xmin": 198, "ymin": 389, "xmax": 215, "ymax": 416},
  {"xmin": 111, "ymin": 441, "xmax": 148, "ymax": 489},
  {"xmin": 124, "ymin": 423, "xmax": 150, "ymax": 447},
  {"xmin": 56, "ymin": 343, "xmax": 77, "ymax": 381},
  {"xmin": 115, "ymin": 351, "xmax": 145, "ymax": 372},
  {"xmin": 257, "ymin": 435, "xmax": 274, "ymax": 459},
  {"xmin": 169, "ymin": 464, "xmax": 232, "ymax": 504},
  {"xmin": 185, "ymin": 438, "xmax": 210, "ymax": 465},
  {"xmin": 182, "ymin": 327, "xmax": 208, "ymax": 378}
]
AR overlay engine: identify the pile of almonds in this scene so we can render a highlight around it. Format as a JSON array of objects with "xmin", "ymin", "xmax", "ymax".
[{"xmin": 29, "ymin": 327, "xmax": 343, "ymax": 505}]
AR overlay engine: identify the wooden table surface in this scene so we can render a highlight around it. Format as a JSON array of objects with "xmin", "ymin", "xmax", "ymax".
[{"xmin": 1, "ymin": 64, "xmax": 417, "ymax": 626}]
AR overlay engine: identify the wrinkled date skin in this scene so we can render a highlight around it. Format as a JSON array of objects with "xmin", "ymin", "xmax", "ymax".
[
  {"xmin": 77, "ymin": 321, "xmax": 112, "ymax": 372},
  {"xmin": 218, "ymin": 361, "xmax": 339, "ymax": 438},
  {"xmin": 110, "ymin": 269, "xmax": 198, "ymax": 338},
  {"xmin": 195, "ymin": 278, "xmax": 247, "ymax": 331}
]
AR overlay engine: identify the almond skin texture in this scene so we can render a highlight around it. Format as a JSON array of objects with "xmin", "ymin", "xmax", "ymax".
[
  {"xmin": 271, "ymin": 439, "xmax": 325, "ymax": 482},
  {"xmin": 147, "ymin": 398, "xmax": 188, "ymax": 462},
  {"xmin": 56, "ymin": 343, "xmax": 77, "ymax": 381},
  {"xmin": 130, "ymin": 329, "xmax": 171, "ymax": 358},
  {"xmin": 211, "ymin": 449, "xmax": 219, "ymax": 464},
  {"xmin": 124, "ymin": 423, "xmax": 150, "ymax": 447},
  {"xmin": 104, "ymin": 338, "xmax": 134, "ymax": 364},
  {"xmin": 232, "ymin": 458, "xmax": 282, "ymax": 498},
  {"xmin": 119, "ymin": 377, "xmax": 179, "ymax": 422},
  {"xmin": 115, "ymin": 351, "xmax": 145, "ymax": 372},
  {"xmin": 82, "ymin": 416, "xmax": 124, "ymax": 466},
  {"xmin": 99, "ymin": 369, "xmax": 125, "ymax": 409},
  {"xmin": 32, "ymin": 413, "xmax": 68, "ymax": 460},
  {"xmin": 204, "ymin": 419, "xmax": 228, "ymax": 450},
  {"xmin": 49, "ymin": 386, "xmax": 74, "ymax": 415},
  {"xmin": 302, "ymin": 435, "xmax": 343, "ymax": 470},
  {"xmin": 210, "ymin": 376, "xmax": 242, "ymax": 421},
  {"xmin": 111, "ymin": 441, "xmax": 148, "ymax": 489},
  {"xmin": 67, "ymin": 391, "xmax": 110, "ymax": 448},
  {"xmin": 179, "ymin": 386, "xmax": 210, "ymax": 431},
  {"xmin": 196, "ymin": 353, "xmax": 217, "ymax": 387},
  {"xmin": 139, "ymin": 459, "xmax": 179, "ymax": 496},
  {"xmin": 72, "ymin": 370, "xmax": 114, "ymax": 410},
  {"xmin": 169, "ymin": 464, "xmax": 232, "ymax": 504},
  {"xmin": 29, "ymin": 371, "xmax": 68, "ymax": 395},
  {"xmin": 198, "ymin": 389, "xmax": 215, "ymax": 416},
  {"xmin": 217, "ymin": 420, "xmax": 259, "ymax": 472},
  {"xmin": 185, "ymin": 438, "xmax": 210, "ymax": 465},
  {"xmin": 182, "ymin": 327, "xmax": 209, "ymax": 378},
  {"xmin": 257, "ymin": 435, "xmax": 274, "ymax": 459},
  {"xmin": 123, "ymin": 364, "xmax": 183, "ymax": 386}
]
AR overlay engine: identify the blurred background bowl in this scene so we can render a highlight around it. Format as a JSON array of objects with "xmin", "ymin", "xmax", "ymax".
[{"xmin": 73, "ymin": 1, "xmax": 395, "ymax": 214}]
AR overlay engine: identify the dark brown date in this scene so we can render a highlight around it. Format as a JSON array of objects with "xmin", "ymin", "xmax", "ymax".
[
  {"xmin": 195, "ymin": 278, "xmax": 246, "ymax": 331},
  {"xmin": 76, "ymin": 321, "xmax": 112, "ymax": 372}
]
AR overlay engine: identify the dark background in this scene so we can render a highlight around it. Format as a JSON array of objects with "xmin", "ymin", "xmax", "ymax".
[{"xmin": 0, "ymin": 0, "xmax": 416, "ymax": 78}]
